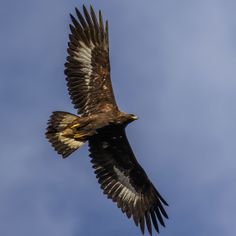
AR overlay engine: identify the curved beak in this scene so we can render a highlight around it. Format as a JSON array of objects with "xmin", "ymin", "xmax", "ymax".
[{"xmin": 132, "ymin": 115, "xmax": 139, "ymax": 120}]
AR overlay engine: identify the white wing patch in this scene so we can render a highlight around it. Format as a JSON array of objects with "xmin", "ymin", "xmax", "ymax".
[
  {"xmin": 112, "ymin": 166, "xmax": 145, "ymax": 208},
  {"xmin": 74, "ymin": 41, "xmax": 94, "ymax": 77},
  {"xmin": 114, "ymin": 166, "xmax": 139, "ymax": 200},
  {"xmin": 73, "ymin": 40, "xmax": 95, "ymax": 114}
]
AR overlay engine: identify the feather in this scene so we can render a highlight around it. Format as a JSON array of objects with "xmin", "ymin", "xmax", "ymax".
[
  {"xmin": 90, "ymin": 5, "xmax": 100, "ymax": 43},
  {"xmin": 99, "ymin": 10, "xmax": 105, "ymax": 43},
  {"xmin": 139, "ymin": 217, "xmax": 145, "ymax": 234},
  {"xmin": 145, "ymin": 212, "xmax": 152, "ymax": 236},
  {"xmin": 150, "ymin": 210, "xmax": 159, "ymax": 233}
]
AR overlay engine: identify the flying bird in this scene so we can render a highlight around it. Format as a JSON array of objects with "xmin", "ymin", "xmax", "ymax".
[{"xmin": 45, "ymin": 5, "xmax": 168, "ymax": 235}]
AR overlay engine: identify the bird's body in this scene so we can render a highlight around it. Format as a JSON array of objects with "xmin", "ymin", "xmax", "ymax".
[{"xmin": 46, "ymin": 5, "xmax": 168, "ymax": 235}]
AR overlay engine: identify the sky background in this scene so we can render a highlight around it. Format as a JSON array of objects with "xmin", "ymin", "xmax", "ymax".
[{"xmin": 1, "ymin": 0, "xmax": 236, "ymax": 235}]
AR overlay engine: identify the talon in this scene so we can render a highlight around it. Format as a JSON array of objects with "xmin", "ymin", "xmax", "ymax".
[
  {"xmin": 74, "ymin": 133, "xmax": 86, "ymax": 139},
  {"xmin": 71, "ymin": 124, "xmax": 80, "ymax": 129}
]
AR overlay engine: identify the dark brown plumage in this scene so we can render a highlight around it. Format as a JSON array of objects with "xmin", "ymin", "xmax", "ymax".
[
  {"xmin": 45, "ymin": 5, "xmax": 168, "ymax": 235},
  {"xmin": 65, "ymin": 5, "xmax": 117, "ymax": 116}
]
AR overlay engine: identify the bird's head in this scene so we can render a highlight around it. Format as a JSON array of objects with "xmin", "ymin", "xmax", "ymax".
[
  {"xmin": 118, "ymin": 112, "xmax": 138, "ymax": 125},
  {"xmin": 129, "ymin": 114, "xmax": 139, "ymax": 121},
  {"xmin": 123, "ymin": 113, "xmax": 138, "ymax": 125}
]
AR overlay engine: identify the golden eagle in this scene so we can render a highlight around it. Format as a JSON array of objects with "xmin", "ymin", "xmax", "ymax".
[{"xmin": 46, "ymin": 5, "xmax": 168, "ymax": 235}]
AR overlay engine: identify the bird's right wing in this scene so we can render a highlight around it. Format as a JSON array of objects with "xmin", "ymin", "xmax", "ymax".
[
  {"xmin": 65, "ymin": 5, "xmax": 118, "ymax": 116},
  {"xmin": 88, "ymin": 125, "xmax": 168, "ymax": 235}
]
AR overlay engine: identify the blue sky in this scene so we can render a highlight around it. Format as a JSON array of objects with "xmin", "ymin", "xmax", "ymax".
[{"xmin": 1, "ymin": 0, "xmax": 236, "ymax": 235}]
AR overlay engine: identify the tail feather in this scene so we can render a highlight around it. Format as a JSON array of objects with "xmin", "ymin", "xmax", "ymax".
[{"xmin": 45, "ymin": 111, "xmax": 85, "ymax": 158}]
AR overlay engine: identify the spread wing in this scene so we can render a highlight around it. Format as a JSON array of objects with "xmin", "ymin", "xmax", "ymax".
[
  {"xmin": 88, "ymin": 125, "xmax": 168, "ymax": 235},
  {"xmin": 65, "ymin": 5, "xmax": 118, "ymax": 115}
]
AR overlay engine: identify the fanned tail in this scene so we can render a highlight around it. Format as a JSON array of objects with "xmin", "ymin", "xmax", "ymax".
[{"xmin": 45, "ymin": 111, "xmax": 85, "ymax": 158}]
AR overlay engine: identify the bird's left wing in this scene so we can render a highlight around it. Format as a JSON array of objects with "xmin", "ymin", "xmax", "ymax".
[
  {"xmin": 88, "ymin": 125, "xmax": 168, "ymax": 235},
  {"xmin": 65, "ymin": 5, "xmax": 118, "ymax": 116}
]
